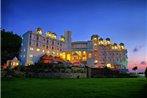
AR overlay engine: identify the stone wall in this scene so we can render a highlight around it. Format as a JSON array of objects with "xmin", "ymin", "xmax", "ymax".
[{"xmin": 28, "ymin": 72, "xmax": 87, "ymax": 78}]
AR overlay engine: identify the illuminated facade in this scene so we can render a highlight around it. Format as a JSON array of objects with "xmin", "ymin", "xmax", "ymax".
[
  {"xmin": 19, "ymin": 28, "xmax": 65, "ymax": 66},
  {"xmin": 62, "ymin": 34, "xmax": 128, "ymax": 69},
  {"xmin": 19, "ymin": 28, "xmax": 128, "ymax": 70},
  {"xmin": 7, "ymin": 57, "xmax": 19, "ymax": 68}
]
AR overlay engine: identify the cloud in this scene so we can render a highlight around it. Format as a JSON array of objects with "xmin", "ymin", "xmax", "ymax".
[
  {"xmin": 140, "ymin": 61, "xmax": 146, "ymax": 65},
  {"xmin": 133, "ymin": 45, "xmax": 143, "ymax": 52},
  {"xmin": 133, "ymin": 48, "xmax": 138, "ymax": 52}
]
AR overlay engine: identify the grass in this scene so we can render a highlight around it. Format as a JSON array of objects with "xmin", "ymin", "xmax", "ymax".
[{"xmin": 1, "ymin": 78, "xmax": 147, "ymax": 98}]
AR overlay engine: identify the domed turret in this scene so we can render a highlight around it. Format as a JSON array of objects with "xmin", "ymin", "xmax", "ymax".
[
  {"xmin": 106, "ymin": 38, "xmax": 110, "ymax": 41},
  {"xmin": 91, "ymin": 35, "xmax": 99, "ymax": 41},
  {"xmin": 114, "ymin": 43, "xmax": 117, "ymax": 46},
  {"xmin": 37, "ymin": 27, "xmax": 43, "ymax": 35},
  {"xmin": 119, "ymin": 43, "xmax": 124, "ymax": 46},
  {"xmin": 99, "ymin": 38, "xmax": 103, "ymax": 41}
]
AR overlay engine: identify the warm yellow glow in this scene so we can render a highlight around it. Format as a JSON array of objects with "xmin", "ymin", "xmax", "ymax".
[
  {"xmin": 93, "ymin": 37, "xmax": 97, "ymax": 41},
  {"xmin": 78, "ymin": 51, "xmax": 81, "ymax": 54},
  {"xmin": 37, "ymin": 28, "xmax": 43, "ymax": 35},
  {"xmin": 30, "ymin": 47, "xmax": 34, "ymax": 50},
  {"xmin": 16, "ymin": 62, "xmax": 19, "ymax": 65},
  {"xmin": 38, "ymin": 30, "xmax": 42, "ymax": 35},
  {"xmin": 99, "ymin": 41, "xmax": 103, "ymax": 45},
  {"xmin": 114, "ymin": 46, "xmax": 118, "ymax": 49},
  {"xmin": 36, "ymin": 48, "xmax": 40, "ymax": 51},
  {"xmin": 62, "ymin": 52, "xmax": 65, "ymax": 59},
  {"xmin": 121, "ymin": 46, "xmax": 124, "ymax": 49},
  {"xmin": 94, "ymin": 43, "xmax": 97, "ymax": 46},
  {"xmin": 106, "ymin": 41, "xmax": 110, "ymax": 44},
  {"xmin": 83, "ymin": 51, "xmax": 86, "ymax": 54},
  {"xmin": 88, "ymin": 53, "xmax": 92, "ymax": 58},
  {"xmin": 94, "ymin": 60, "xmax": 98, "ymax": 64},
  {"xmin": 107, "ymin": 63, "xmax": 111, "ymax": 68},
  {"xmin": 60, "ymin": 37, "xmax": 65, "ymax": 41},
  {"xmin": 12, "ymin": 62, "xmax": 16, "ymax": 66},
  {"xmin": 47, "ymin": 50, "xmax": 50, "ymax": 54},
  {"xmin": 60, "ymin": 53, "xmax": 62, "ymax": 56},
  {"xmin": 46, "ymin": 32, "xmax": 52, "ymax": 37},
  {"xmin": 82, "ymin": 56, "xmax": 87, "ymax": 61},
  {"xmin": 51, "ymin": 34, "xmax": 56, "ymax": 39},
  {"xmin": 67, "ymin": 54, "xmax": 71, "ymax": 60}
]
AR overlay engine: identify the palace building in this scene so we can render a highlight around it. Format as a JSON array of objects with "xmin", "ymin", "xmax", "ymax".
[{"xmin": 19, "ymin": 28, "xmax": 128, "ymax": 70}]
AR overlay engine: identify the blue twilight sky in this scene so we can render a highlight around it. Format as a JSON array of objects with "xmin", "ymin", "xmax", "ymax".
[{"xmin": 1, "ymin": 0, "xmax": 147, "ymax": 71}]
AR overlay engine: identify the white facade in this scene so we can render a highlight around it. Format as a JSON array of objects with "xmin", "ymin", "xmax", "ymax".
[
  {"xmin": 19, "ymin": 28, "xmax": 65, "ymax": 66},
  {"xmin": 19, "ymin": 28, "xmax": 128, "ymax": 70}
]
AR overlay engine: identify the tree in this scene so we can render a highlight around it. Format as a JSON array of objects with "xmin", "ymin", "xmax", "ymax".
[
  {"xmin": 132, "ymin": 66, "xmax": 138, "ymax": 75},
  {"xmin": 132, "ymin": 66, "xmax": 138, "ymax": 71},
  {"xmin": 1, "ymin": 29, "xmax": 22, "ymax": 65},
  {"xmin": 145, "ymin": 67, "xmax": 147, "ymax": 78}
]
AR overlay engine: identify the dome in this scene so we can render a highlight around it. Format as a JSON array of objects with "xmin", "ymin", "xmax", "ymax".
[
  {"xmin": 113, "ymin": 43, "xmax": 117, "ymax": 46},
  {"xmin": 119, "ymin": 43, "xmax": 124, "ymax": 46},
  {"xmin": 99, "ymin": 38, "xmax": 103, "ymax": 41},
  {"xmin": 106, "ymin": 38, "xmax": 110, "ymax": 41}
]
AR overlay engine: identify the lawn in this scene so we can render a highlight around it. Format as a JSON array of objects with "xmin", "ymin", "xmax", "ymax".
[{"xmin": 1, "ymin": 78, "xmax": 147, "ymax": 98}]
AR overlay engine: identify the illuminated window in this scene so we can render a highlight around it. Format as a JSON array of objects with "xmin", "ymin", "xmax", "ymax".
[
  {"xmin": 60, "ymin": 53, "xmax": 62, "ymax": 56},
  {"xmin": 24, "ymin": 49, "xmax": 26, "ymax": 51},
  {"xmin": 94, "ymin": 43, "xmax": 97, "ymax": 46},
  {"xmin": 114, "ymin": 46, "xmax": 117, "ymax": 49},
  {"xmin": 82, "ymin": 56, "xmax": 87, "ymax": 61},
  {"xmin": 94, "ymin": 60, "xmax": 98, "ymax": 64},
  {"xmin": 42, "ymin": 50, "xmax": 44, "ymax": 52},
  {"xmin": 12, "ymin": 62, "xmax": 16, "ymax": 66},
  {"xmin": 36, "ymin": 48, "xmax": 40, "ymax": 51},
  {"xmin": 23, "ymin": 55, "xmax": 25, "ymax": 57},
  {"xmin": 121, "ymin": 46, "xmax": 124, "ymax": 49},
  {"xmin": 83, "ymin": 51, "xmax": 86, "ymax": 54},
  {"xmin": 30, "ymin": 54, "xmax": 33, "ymax": 57},
  {"xmin": 107, "ymin": 63, "xmax": 111, "ymax": 68},
  {"xmin": 30, "ymin": 47, "xmax": 34, "ymax": 50},
  {"xmin": 88, "ymin": 53, "xmax": 92, "ymax": 58},
  {"xmin": 62, "ymin": 52, "xmax": 65, "ymax": 59},
  {"xmin": 67, "ymin": 54, "xmax": 71, "ymax": 60},
  {"xmin": 16, "ymin": 62, "xmax": 19, "ymax": 65},
  {"xmin": 93, "ymin": 37, "xmax": 97, "ymax": 41},
  {"xmin": 47, "ymin": 50, "xmax": 50, "ymax": 54}
]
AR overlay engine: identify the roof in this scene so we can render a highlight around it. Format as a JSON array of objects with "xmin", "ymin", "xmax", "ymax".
[
  {"xmin": 73, "ymin": 52, "xmax": 78, "ymax": 56},
  {"xmin": 13, "ymin": 57, "xmax": 18, "ymax": 60},
  {"xmin": 72, "ymin": 41, "xmax": 88, "ymax": 44}
]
